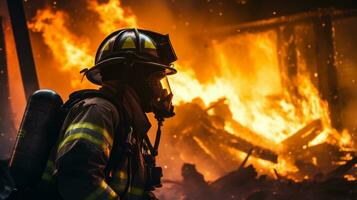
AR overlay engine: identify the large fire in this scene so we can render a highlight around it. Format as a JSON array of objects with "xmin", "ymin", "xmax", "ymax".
[
  {"xmin": 28, "ymin": 0, "xmax": 354, "ymax": 181},
  {"xmin": 28, "ymin": 9, "xmax": 93, "ymax": 88}
]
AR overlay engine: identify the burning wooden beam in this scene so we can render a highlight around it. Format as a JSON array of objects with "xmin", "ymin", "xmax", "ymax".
[
  {"xmin": 206, "ymin": 8, "xmax": 357, "ymax": 36},
  {"xmin": 282, "ymin": 119, "xmax": 322, "ymax": 152},
  {"xmin": 314, "ymin": 16, "xmax": 342, "ymax": 129},
  {"xmin": 7, "ymin": 0, "xmax": 39, "ymax": 99},
  {"xmin": 324, "ymin": 156, "xmax": 357, "ymax": 180},
  {"xmin": 238, "ymin": 148, "xmax": 253, "ymax": 170},
  {"xmin": 223, "ymin": 132, "xmax": 278, "ymax": 163},
  {"xmin": 200, "ymin": 125, "xmax": 278, "ymax": 163}
]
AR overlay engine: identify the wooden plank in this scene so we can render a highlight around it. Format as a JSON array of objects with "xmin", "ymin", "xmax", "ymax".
[
  {"xmin": 282, "ymin": 119, "xmax": 322, "ymax": 151},
  {"xmin": 7, "ymin": 0, "xmax": 39, "ymax": 99},
  {"xmin": 314, "ymin": 16, "xmax": 342, "ymax": 129}
]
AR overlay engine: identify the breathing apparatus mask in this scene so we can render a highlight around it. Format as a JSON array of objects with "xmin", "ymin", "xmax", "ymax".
[{"xmin": 146, "ymin": 71, "xmax": 175, "ymax": 119}]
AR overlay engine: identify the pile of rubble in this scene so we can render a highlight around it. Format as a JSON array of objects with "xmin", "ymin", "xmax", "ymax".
[
  {"xmin": 158, "ymin": 156, "xmax": 356, "ymax": 200},
  {"xmin": 156, "ymin": 98, "xmax": 356, "ymax": 200},
  {"xmin": 160, "ymin": 98, "xmax": 355, "ymax": 180}
]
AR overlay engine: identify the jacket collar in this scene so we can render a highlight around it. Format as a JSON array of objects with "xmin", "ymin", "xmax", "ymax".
[{"xmin": 122, "ymin": 86, "xmax": 152, "ymax": 138}]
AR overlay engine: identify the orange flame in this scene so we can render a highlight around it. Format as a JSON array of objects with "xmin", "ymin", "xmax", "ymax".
[
  {"xmin": 169, "ymin": 31, "xmax": 352, "ymax": 178},
  {"xmin": 29, "ymin": 0, "xmax": 354, "ymax": 180},
  {"xmin": 28, "ymin": 9, "xmax": 93, "ymax": 88},
  {"xmin": 29, "ymin": 1, "xmax": 138, "ymax": 88},
  {"xmin": 172, "ymin": 31, "xmax": 331, "ymax": 145},
  {"xmin": 87, "ymin": 0, "xmax": 137, "ymax": 35}
]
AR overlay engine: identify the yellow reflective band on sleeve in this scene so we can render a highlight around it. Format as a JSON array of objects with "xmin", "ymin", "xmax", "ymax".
[
  {"xmin": 129, "ymin": 187, "xmax": 145, "ymax": 197},
  {"xmin": 41, "ymin": 172, "xmax": 54, "ymax": 182},
  {"xmin": 111, "ymin": 170, "xmax": 128, "ymax": 193},
  {"xmin": 65, "ymin": 122, "xmax": 113, "ymax": 146},
  {"xmin": 85, "ymin": 181, "xmax": 117, "ymax": 200},
  {"xmin": 58, "ymin": 132, "xmax": 110, "ymax": 157}
]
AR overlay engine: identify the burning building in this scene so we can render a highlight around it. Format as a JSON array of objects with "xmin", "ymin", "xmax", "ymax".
[{"xmin": 0, "ymin": 0, "xmax": 356, "ymax": 199}]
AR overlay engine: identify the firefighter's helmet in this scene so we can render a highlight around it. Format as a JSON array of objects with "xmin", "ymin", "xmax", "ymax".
[{"xmin": 84, "ymin": 28, "xmax": 177, "ymax": 85}]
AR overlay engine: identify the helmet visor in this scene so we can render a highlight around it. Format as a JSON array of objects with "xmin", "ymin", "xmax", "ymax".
[
  {"xmin": 160, "ymin": 75, "xmax": 172, "ymax": 98},
  {"xmin": 147, "ymin": 72, "xmax": 172, "ymax": 101},
  {"xmin": 147, "ymin": 71, "xmax": 175, "ymax": 118}
]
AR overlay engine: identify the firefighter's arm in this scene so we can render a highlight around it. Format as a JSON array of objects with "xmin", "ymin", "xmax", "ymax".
[{"xmin": 56, "ymin": 99, "xmax": 119, "ymax": 200}]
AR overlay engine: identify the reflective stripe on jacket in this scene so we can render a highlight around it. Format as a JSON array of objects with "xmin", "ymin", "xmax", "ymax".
[{"xmin": 38, "ymin": 86, "xmax": 151, "ymax": 200}]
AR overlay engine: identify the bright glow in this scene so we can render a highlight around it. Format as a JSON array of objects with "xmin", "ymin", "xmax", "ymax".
[
  {"xmin": 87, "ymin": 0, "xmax": 137, "ymax": 35},
  {"xmin": 29, "ymin": 9, "xmax": 93, "ymax": 88},
  {"xmin": 29, "ymin": 0, "xmax": 354, "ymax": 180}
]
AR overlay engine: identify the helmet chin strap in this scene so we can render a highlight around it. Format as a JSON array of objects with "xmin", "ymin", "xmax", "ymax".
[{"xmin": 144, "ymin": 96, "xmax": 175, "ymax": 157}]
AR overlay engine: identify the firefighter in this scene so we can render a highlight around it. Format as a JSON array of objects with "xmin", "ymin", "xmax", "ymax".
[{"xmin": 39, "ymin": 28, "xmax": 177, "ymax": 200}]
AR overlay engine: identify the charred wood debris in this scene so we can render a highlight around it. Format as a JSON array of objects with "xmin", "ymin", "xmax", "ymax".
[
  {"xmin": 166, "ymin": 159, "xmax": 357, "ymax": 200},
  {"xmin": 158, "ymin": 98, "xmax": 356, "ymax": 200}
]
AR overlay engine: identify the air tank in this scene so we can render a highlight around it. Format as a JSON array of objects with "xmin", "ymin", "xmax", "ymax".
[{"xmin": 9, "ymin": 89, "xmax": 64, "ymax": 189}]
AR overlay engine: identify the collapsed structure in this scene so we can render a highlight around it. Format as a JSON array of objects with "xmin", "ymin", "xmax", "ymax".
[{"xmin": 156, "ymin": 2, "xmax": 357, "ymax": 199}]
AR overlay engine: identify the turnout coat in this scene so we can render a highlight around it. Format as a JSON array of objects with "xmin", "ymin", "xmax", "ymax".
[{"xmin": 39, "ymin": 85, "xmax": 152, "ymax": 200}]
